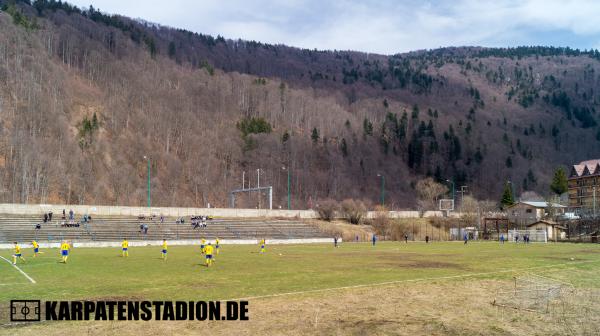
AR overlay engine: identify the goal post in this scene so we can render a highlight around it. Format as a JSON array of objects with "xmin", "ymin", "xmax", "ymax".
[
  {"xmin": 229, "ymin": 186, "xmax": 273, "ymax": 210},
  {"xmin": 507, "ymin": 229, "xmax": 548, "ymax": 243}
]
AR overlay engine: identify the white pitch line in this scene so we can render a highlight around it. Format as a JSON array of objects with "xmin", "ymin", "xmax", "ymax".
[
  {"xmin": 227, "ymin": 259, "xmax": 600, "ymax": 301},
  {"xmin": 0, "ymin": 256, "xmax": 36, "ymax": 284}
]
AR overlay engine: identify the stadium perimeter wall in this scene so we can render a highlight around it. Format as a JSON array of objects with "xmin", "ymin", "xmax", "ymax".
[
  {"xmin": 0, "ymin": 238, "xmax": 336, "ymax": 249},
  {"xmin": 0, "ymin": 203, "xmax": 455, "ymax": 219}
]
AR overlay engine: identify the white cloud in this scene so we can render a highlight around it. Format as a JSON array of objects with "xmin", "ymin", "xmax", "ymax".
[{"xmin": 66, "ymin": 0, "xmax": 600, "ymax": 54}]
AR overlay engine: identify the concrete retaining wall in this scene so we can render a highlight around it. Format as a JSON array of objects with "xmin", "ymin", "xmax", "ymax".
[
  {"xmin": 0, "ymin": 203, "xmax": 318, "ymax": 218},
  {"xmin": 0, "ymin": 238, "xmax": 337, "ymax": 249},
  {"xmin": 0, "ymin": 203, "xmax": 459, "ymax": 219}
]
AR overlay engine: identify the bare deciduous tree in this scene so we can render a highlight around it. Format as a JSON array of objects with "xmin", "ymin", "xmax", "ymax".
[{"xmin": 416, "ymin": 178, "xmax": 448, "ymax": 211}]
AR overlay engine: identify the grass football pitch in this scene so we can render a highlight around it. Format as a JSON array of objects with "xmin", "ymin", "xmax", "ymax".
[{"xmin": 1, "ymin": 241, "xmax": 599, "ymax": 335}]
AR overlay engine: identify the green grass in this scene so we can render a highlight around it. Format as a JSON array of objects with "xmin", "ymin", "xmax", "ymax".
[{"xmin": 1, "ymin": 242, "xmax": 600, "ymax": 303}]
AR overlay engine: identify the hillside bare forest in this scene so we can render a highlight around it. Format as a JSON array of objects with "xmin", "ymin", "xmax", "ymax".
[{"xmin": 1, "ymin": 0, "xmax": 600, "ymax": 209}]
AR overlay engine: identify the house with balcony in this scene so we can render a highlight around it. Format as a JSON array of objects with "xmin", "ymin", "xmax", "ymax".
[{"xmin": 568, "ymin": 159, "xmax": 600, "ymax": 212}]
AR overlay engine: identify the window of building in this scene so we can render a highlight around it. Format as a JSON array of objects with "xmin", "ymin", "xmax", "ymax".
[{"xmin": 526, "ymin": 209, "xmax": 532, "ymax": 213}]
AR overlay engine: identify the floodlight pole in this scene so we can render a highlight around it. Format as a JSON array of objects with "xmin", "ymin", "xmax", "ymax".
[
  {"xmin": 282, "ymin": 166, "xmax": 291, "ymax": 210},
  {"xmin": 286, "ymin": 168, "xmax": 291, "ymax": 210},
  {"xmin": 377, "ymin": 174, "xmax": 385, "ymax": 207},
  {"xmin": 445, "ymin": 179, "xmax": 455, "ymax": 206},
  {"xmin": 144, "ymin": 156, "xmax": 151, "ymax": 207}
]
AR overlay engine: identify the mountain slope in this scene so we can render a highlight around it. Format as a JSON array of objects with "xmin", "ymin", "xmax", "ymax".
[{"xmin": 0, "ymin": 0, "xmax": 599, "ymax": 209}]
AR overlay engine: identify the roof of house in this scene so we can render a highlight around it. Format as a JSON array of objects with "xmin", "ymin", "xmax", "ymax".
[
  {"xmin": 508, "ymin": 201, "xmax": 566, "ymax": 209},
  {"xmin": 570, "ymin": 159, "xmax": 600, "ymax": 177},
  {"xmin": 526, "ymin": 220, "xmax": 567, "ymax": 229}
]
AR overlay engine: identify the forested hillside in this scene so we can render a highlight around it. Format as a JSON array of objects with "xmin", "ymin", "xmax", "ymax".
[{"xmin": 1, "ymin": 0, "xmax": 600, "ymax": 209}]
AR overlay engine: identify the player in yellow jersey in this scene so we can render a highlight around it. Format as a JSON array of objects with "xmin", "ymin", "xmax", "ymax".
[
  {"xmin": 31, "ymin": 240, "xmax": 42, "ymax": 257},
  {"xmin": 200, "ymin": 238, "xmax": 206, "ymax": 254},
  {"xmin": 204, "ymin": 242, "xmax": 214, "ymax": 267},
  {"xmin": 60, "ymin": 241, "xmax": 70, "ymax": 263},
  {"xmin": 12, "ymin": 242, "xmax": 25, "ymax": 265},
  {"xmin": 161, "ymin": 239, "xmax": 168, "ymax": 260},
  {"xmin": 260, "ymin": 239, "xmax": 265, "ymax": 254},
  {"xmin": 215, "ymin": 238, "xmax": 220, "ymax": 255},
  {"xmin": 121, "ymin": 239, "xmax": 129, "ymax": 257}
]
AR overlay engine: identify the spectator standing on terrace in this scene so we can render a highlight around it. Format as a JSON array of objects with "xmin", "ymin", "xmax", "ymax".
[
  {"xmin": 62, "ymin": 209, "xmax": 66, "ymax": 220},
  {"xmin": 69, "ymin": 209, "xmax": 74, "ymax": 221},
  {"xmin": 43, "ymin": 213, "xmax": 48, "ymax": 223},
  {"xmin": 48, "ymin": 211, "xmax": 53, "ymax": 221}
]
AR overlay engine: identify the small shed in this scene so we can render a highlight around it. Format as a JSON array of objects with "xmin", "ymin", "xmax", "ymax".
[{"xmin": 526, "ymin": 220, "xmax": 566, "ymax": 240}]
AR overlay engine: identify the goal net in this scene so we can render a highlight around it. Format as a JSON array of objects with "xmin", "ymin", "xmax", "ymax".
[
  {"xmin": 493, "ymin": 273, "xmax": 571, "ymax": 313},
  {"xmin": 507, "ymin": 229, "xmax": 547, "ymax": 243}
]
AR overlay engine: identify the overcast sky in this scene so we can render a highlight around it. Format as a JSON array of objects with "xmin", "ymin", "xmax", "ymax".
[{"xmin": 66, "ymin": 0, "xmax": 600, "ymax": 55}]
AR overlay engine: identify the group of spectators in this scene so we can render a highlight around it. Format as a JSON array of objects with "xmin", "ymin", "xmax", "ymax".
[
  {"xmin": 36, "ymin": 209, "xmax": 86, "ymax": 229},
  {"xmin": 191, "ymin": 215, "xmax": 210, "ymax": 229}
]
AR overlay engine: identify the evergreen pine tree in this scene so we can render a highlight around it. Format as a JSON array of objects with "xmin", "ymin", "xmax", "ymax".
[
  {"xmin": 501, "ymin": 182, "xmax": 515, "ymax": 207},
  {"xmin": 550, "ymin": 167, "xmax": 568, "ymax": 195},
  {"xmin": 311, "ymin": 127, "xmax": 320, "ymax": 144}
]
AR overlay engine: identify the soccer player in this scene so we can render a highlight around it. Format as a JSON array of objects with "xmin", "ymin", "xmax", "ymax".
[
  {"xmin": 121, "ymin": 238, "xmax": 129, "ymax": 257},
  {"xmin": 215, "ymin": 238, "xmax": 220, "ymax": 255},
  {"xmin": 260, "ymin": 239, "xmax": 265, "ymax": 254},
  {"xmin": 32, "ymin": 240, "xmax": 42, "ymax": 257},
  {"xmin": 161, "ymin": 239, "xmax": 168, "ymax": 261},
  {"xmin": 12, "ymin": 242, "xmax": 25, "ymax": 265},
  {"xmin": 60, "ymin": 240, "xmax": 70, "ymax": 263},
  {"xmin": 372, "ymin": 234, "xmax": 377, "ymax": 246},
  {"xmin": 200, "ymin": 238, "xmax": 206, "ymax": 254},
  {"xmin": 204, "ymin": 242, "xmax": 214, "ymax": 267}
]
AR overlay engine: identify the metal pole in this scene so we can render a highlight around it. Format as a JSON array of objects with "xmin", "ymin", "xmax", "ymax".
[
  {"xmin": 242, "ymin": 171, "xmax": 245, "ymax": 189},
  {"xmin": 381, "ymin": 175, "xmax": 385, "ymax": 207},
  {"xmin": 257, "ymin": 169, "xmax": 261, "ymax": 209},
  {"xmin": 146, "ymin": 157, "xmax": 151, "ymax": 207},
  {"xmin": 287, "ymin": 168, "xmax": 291, "ymax": 210},
  {"xmin": 377, "ymin": 174, "xmax": 385, "ymax": 207}
]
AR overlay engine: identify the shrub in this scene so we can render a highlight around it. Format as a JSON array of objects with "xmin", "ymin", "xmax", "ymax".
[
  {"xmin": 341, "ymin": 199, "xmax": 367, "ymax": 224},
  {"xmin": 317, "ymin": 199, "xmax": 339, "ymax": 221},
  {"xmin": 371, "ymin": 205, "xmax": 390, "ymax": 236}
]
